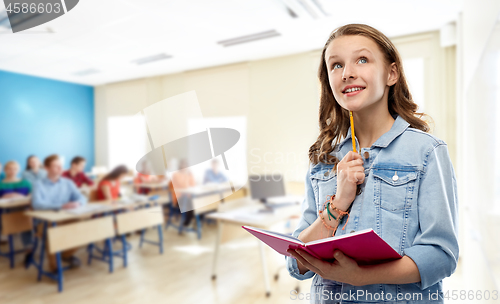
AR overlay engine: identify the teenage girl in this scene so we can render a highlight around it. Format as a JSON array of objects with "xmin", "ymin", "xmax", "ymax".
[
  {"xmin": 286, "ymin": 24, "xmax": 458, "ymax": 304},
  {"xmin": 21, "ymin": 155, "xmax": 46, "ymax": 185},
  {"xmin": 0, "ymin": 161, "xmax": 31, "ymax": 198},
  {"xmin": 96, "ymin": 165, "xmax": 128, "ymax": 201}
]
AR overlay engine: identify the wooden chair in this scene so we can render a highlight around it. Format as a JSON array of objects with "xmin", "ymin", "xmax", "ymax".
[{"xmin": 46, "ymin": 217, "xmax": 115, "ymax": 292}]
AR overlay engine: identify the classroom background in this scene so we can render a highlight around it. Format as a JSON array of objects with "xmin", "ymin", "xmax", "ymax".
[{"xmin": 0, "ymin": 0, "xmax": 499, "ymax": 303}]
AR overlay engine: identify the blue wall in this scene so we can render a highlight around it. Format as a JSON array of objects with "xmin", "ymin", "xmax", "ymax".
[{"xmin": 0, "ymin": 70, "xmax": 94, "ymax": 172}]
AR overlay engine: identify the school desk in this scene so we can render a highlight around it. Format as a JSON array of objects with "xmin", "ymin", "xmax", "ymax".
[
  {"xmin": 206, "ymin": 196, "xmax": 301, "ymax": 297},
  {"xmin": 165, "ymin": 183, "xmax": 244, "ymax": 238},
  {"xmin": 24, "ymin": 195, "xmax": 170, "ymax": 292},
  {"xmin": 0, "ymin": 197, "xmax": 32, "ymax": 268}
]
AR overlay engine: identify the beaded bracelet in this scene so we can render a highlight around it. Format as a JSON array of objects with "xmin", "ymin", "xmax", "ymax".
[
  {"xmin": 327, "ymin": 195, "xmax": 350, "ymax": 231},
  {"xmin": 326, "ymin": 201, "xmax": 337, "ymax": 221},
  {"xmin": 319, "ymin": 195, "xmax": 341, "ymax": 236},
  {"xmin": 318, "ymin": 209, "xmax": 338, "ymax": 237},
  {"xmin": 318, "ymin": 194, "xmax": 351, "ymax": 237},
  {"xmin": 319, "ymin": 208, "xmax": 337, "ymax": 236}
]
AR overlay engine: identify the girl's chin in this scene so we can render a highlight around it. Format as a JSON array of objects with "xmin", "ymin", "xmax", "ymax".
[{"xmin": 341, "ymin": 103, "xmax": 364, "ymax": 112}]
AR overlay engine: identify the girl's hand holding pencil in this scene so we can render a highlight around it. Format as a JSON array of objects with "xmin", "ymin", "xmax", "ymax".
[
  {"xmin": 334, "ymin": 111, "xmax": 364, "ymax": 211},
  {"xmin": 335, "ymin": 151, "xmax": 364, "ymax": 211}
]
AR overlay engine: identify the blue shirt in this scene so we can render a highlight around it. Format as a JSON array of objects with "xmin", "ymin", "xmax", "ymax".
[
  {"xmin": 286, "ymin": 114, "xmax": 459, "ymax": 303},
  {"xmin": 22, "ymin": 169, "xmax": 47, "ymax": 186},
  {"xmin": 203, "ymin": 169, "xmax": 228, "ymax": 184},
  {"xmin": 32, "ymin": 176, "xmax": 87, "ymax": 210}
]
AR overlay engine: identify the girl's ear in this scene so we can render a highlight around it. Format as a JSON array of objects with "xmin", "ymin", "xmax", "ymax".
[{"xmin": 386, "ymin": 62, "xmax": 398, "ymax": 86}]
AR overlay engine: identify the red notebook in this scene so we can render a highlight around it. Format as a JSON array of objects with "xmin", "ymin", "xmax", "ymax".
[{"xmin": 242, "ymin": 226, "xmax": 402, "ymax": 265}]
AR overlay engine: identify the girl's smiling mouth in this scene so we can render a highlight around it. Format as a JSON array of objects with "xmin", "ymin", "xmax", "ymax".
[{"xmin": 342, "ymin": 86, "xmax": 366, "ymax": 96}]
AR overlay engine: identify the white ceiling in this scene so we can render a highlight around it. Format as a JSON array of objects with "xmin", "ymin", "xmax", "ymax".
[{"xmin": 0, "ymin": 0, "xmax": 463, "ymax": 86}]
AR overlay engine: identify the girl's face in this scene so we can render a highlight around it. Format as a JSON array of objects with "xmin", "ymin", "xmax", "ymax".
[
  {"xmin": 29, "ymin": 157, "xmax": 40, "ymax": 170},
  {"xmin": 5, "ymin": 163, "xmax": 19, "ymax": 179},
  {"xmin": 324, "ymin": 35, "xmax": 397, "ymax": 113}
]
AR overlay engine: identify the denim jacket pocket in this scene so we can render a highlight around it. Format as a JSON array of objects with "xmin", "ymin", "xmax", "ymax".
[
  {"xmin": 310, "ymin": 168, "xmax": 337, "ymax": 213},
  {"xmin": 372, "ymin": 165, "xmax": 419, "ymax": 212}
]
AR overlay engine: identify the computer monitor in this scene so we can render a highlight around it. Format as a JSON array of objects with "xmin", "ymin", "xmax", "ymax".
[{"xmin": 248, "ymin": 174, "xmax": 285, "ymax": 204}]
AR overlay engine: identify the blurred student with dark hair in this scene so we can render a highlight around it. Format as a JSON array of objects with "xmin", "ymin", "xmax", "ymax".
[
  {"xmin": 21, "ymin": 155, "xmax": 46, "ymax": 186},
  {"xmin": 32, "ymin": 154, "xmax": 87, "ymax": 271},
  {"xmin": 96, "ymin": 165, "xmax": 128, "ymax": 201},
  {"xmin": 62, "ymin": 156, "xmax": 94, "ymax": 188}
]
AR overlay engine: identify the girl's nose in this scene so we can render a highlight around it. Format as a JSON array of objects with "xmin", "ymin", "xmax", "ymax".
[{"xmin": 342, "ymin": 64, "xmax": 356, "ymax": 81}]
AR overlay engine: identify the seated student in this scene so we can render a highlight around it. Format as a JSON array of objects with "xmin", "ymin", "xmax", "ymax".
[
  {"xmin": 203, "ymin": 158, "xmax": 228, "ymax": 184},
  {"xmin": 62, "ymin": 156, "xmax": 94, "ymax": 188},
  {"xmin": 22, "ymin": 155, "xmax": 47, "ymax": 186},
  {"xmin": 0, "ymin": 160, "xmax": 33, "ymax": 266},
  {"xmin": 134, "ymin": 160, "xmax": 159, "ymax": 194},
  {"xmin": 96, "ymin": 165, "xmax": 128, "ymax": 201},
  {"xmin": 170, "ymin": 159, "xmax": 196, "ymax": 228},
  {"xmin": 32, "ymin": 154, "xmax": 87, "ymax": 271},
  {"xmin": 0, "ymin": 161, "xmax": 31, "ymax": 197}
]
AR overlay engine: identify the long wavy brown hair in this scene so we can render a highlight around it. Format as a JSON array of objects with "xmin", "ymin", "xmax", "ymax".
[{"xmin": 309, "ymin": 23, "xmax": 431, "ymax": 165}]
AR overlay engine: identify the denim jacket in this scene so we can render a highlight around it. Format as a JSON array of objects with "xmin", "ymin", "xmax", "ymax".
[{"xmin": 286, "ymin": 114, "xmax": 459, "ymax": 303}]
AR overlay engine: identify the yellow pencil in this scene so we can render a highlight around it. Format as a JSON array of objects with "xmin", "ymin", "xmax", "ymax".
[{"xmin": 349, "ymin": 111, "xmax": 357, "ymax": 153}]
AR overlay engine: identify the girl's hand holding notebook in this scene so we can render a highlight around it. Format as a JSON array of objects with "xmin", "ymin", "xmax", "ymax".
[{"xmin": 242, "ymin": 225, "xmax": 401, "ymax": 265}]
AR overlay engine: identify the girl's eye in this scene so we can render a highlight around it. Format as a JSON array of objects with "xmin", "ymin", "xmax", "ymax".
[
  {"xmin": 331, "ymin": 57, "xmax": 367, "ymax": 70},
  {"xmin": 332, "ymin": 63, "xmax": 342, "ymax": 70}
]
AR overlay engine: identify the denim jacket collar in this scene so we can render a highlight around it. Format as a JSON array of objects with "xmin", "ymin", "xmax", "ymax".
[
  {"xmin": 310, "ymin": 114, "xmax": 411, "ymax": 176},
  {"xmin": 336, "ymin": 113, "xmax": 410, "ymax": 151}
]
